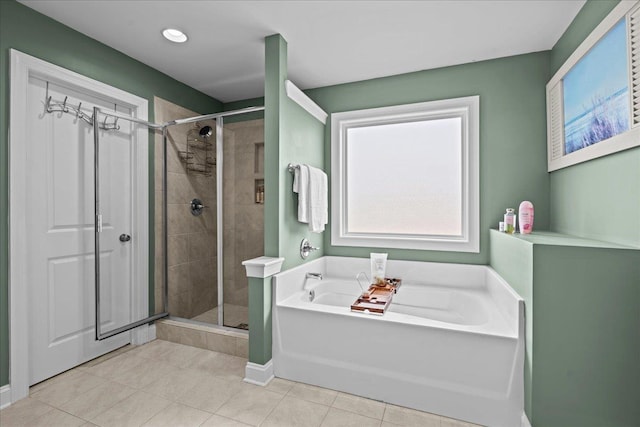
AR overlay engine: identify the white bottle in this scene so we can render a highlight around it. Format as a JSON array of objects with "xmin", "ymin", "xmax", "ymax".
[
  {"xmin": 504, "ymin": 208, "xmax": 516, "ymax": 234},
  {"xmin": 370, "ymin": 253, "xmax": 388, "ymax": 286}
]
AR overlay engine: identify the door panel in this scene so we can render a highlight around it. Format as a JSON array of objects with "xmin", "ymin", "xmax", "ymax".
[{"xmin": 27, "ymin": 77, "xmax": 132, "ymax": 385}]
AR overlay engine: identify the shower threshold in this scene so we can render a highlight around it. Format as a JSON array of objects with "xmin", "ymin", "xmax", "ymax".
[{"xmin": 156, "ymin": 318, "xmax": 248, "ymax": 358}]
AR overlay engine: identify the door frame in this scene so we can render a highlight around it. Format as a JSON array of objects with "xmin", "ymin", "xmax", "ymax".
[{"xmin": 8, "ymin": 50, "xmax": 150, "ymax": 403}]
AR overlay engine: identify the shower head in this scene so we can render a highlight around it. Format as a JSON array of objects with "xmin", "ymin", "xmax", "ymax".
[{"xmin": 199, "ymin": 125, "xmax": 213, "ymax": 139}]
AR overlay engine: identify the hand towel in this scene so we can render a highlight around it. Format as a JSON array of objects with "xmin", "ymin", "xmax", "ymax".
[
  {"xmin": 307, "ymin": 165, "xmax": 328, "ymax": 233},
  {"xmin": 293, "ymin": 164, "xmax": 310, "ymax": 223}
]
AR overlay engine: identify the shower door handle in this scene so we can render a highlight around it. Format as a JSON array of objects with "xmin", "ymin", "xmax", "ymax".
[{"xmin": 119, "ymin": 234, "xmax": 131, "ymax": 242}]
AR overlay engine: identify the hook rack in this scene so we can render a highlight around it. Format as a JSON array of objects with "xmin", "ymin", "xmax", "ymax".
[{"xmin": 44, "ymin": 82, "xmax": 121, "ymax": 131}]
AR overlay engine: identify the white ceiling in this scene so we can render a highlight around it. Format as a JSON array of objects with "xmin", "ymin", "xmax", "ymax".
[{"xmin": 19, "ymin": 0, "xmax": 585, "ymax": 103}]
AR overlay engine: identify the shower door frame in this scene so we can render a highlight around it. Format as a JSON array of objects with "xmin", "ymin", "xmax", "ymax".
[
  {"xmin": 92, "ymin": 106, "xmax": 169, "ymax": 340},
  {"xmin": 163, "ymin": 107, "xmax": 264, "ymax": 329},
  {"xmin": 94, "ymin": 106, "xmax": 264, "ymax": 338}
]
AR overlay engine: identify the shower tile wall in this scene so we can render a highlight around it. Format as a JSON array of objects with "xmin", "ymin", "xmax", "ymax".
[
  {"xmin": 223, "ymin": 119, "xmax": 265, "ymax": 312},
  {"xmin": 154, "ymin": 97, "xmax": 217, "ymax": 319}
]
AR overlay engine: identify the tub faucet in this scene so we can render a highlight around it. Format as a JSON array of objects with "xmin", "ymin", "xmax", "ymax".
[
  {"xmin": 304, "ymin": 272, "xmax": 323, "ymax": 290},
  {"xmin": 304, "ymin": 272, "xmax": 322, "ymax": 301}
]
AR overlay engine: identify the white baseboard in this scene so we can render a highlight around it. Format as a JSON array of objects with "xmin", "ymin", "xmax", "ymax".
[
  {"xmin": 521, "ymin": 412, "xmax": 532, "ymax": 427},
  {"xmin": 148, "ymin": 324, "xmax": 157, "ymax": 341},
  {"xmin": 131, "ymin": 324, "xmax": 155, "ymax": 345},
  {"xmin": 244, "ymin": 360, "xmax": 274, "ymax": 386},
  {"xmin": 0, "ymin": 385, "xmax": 12, "ymax": 409}
]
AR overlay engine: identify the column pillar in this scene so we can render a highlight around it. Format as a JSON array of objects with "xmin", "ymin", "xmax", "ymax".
[{"xmin": 241, "ymin": 256, "xmax": 284, "ymax": 385}]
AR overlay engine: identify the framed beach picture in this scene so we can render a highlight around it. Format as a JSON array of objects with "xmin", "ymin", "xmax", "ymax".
[{"xmin": 546, "ymin": 1, "xmax": 640, "ymax": 171}]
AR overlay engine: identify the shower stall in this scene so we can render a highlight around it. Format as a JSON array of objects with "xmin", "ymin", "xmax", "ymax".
[
  {"xmin": 153, "ymin": 98, "xmax": 265, "ymax": 332},
  {"xmin": 59, "ymin": 94, "xmax": 263, "ymax": 345}
]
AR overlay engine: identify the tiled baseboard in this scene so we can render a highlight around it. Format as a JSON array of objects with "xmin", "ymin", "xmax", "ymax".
[{"xmin": 155, "ymin": 319, "xmax": 248, "ymax": 358}]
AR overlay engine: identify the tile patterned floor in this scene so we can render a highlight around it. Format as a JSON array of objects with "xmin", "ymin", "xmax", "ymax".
[{"xmin": 0, "ymin": 340, "xmax": 481, "ymax": 427}]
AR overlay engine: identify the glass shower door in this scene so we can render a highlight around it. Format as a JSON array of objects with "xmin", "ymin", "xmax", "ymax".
[
  {"xmin": 93, "ymin": 106, "xmax": 168, "ymax": 340},
  {"xmin": 221, "ymin": 116, "xmax": 265, "ymax": 330}
]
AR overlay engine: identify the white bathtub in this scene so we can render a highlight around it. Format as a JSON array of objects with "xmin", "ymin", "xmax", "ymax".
[{"xmin": 273, "ymin": 256, "xmax": 525, "ymax": 427}]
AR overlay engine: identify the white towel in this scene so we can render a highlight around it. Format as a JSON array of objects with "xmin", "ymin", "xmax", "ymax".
[
  {"xmin": 307, "ymin": 165, "xmax": 328, "ymax": 233},
  {"xmin": 293, "ymin": 165, "xmax": 310, "ymax": 223}
]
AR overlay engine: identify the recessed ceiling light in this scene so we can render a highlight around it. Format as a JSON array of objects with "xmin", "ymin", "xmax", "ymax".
[{"xmin": 162, "ymin": 28, "xmax": 188, "ymax": 43}]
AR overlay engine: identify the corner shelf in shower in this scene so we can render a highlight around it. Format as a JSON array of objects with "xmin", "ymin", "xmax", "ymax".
[{"xmin": 180, "ymin": 124, "xmax": 216, "ymax": 176}]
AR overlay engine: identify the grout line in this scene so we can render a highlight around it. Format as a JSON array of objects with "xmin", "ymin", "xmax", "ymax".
[
  {"xmin": 331, "ymin": 396, "xmax": 387, "ymax": 422},
  {"xmin": 256, "ymin": 390, "xmax": 287, "ymax": 426},
  {"xmin": 381, "ymin": 404, "xmax": 388, "ymax": 424},
  {"xmin": 328, "ymin": 391, "xmax": 338, "ymax": 407},
  {"xmin": 316, "ymin": 401, "xmax": 332, "ymax": 427},
  {"xmin": 27, "ymin": 404, "xmax": 76, "ymax": 425},
  {"xmin": 206, "ymin": 412, "xmax": 252, "ymax": 426}
]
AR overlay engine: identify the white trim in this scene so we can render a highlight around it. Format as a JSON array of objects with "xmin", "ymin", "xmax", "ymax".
[
  {"xmin": 148, "ymin": 323, "xmax": 157, "ymax": 341},
  {"xmin": 285, "ymin": 80, "xmax": 328, "ymax": 124},
  {"xmin": 244, "ymin": 360, "xmax": 274, "ymax": 386},
  {"xmin": 9, "ymin": 49, "xmax": 149, "ymax": 404},
  {"xmin": 546, "ymin": 1, "xmax": 640, "ymax": 172},
  {"xmin": 242, "ymin": 257, "xmax": 285, "ymax": 278},
  {"xmin": 131, "ymin": 325, "xmax": 153, "ymax": 346},
  {"xmin": 521, "ymin": 412, "xmax": 532, "ymax": 427},
  {"xmin": 0, "ymin": 386, "xmax": 11, "ymax": 410},
  {"xmin": 9, "ymin": 49, "xmax": 30, "ymax": 403},
  {"xmin": 331, "ymin": 96, "xmax": 479, "ymax": 252}
]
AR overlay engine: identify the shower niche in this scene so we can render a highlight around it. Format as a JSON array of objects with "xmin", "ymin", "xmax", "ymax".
[
  {"xmin": 181, "ymin": 124, "xmax": 216, "ymax": 176},
  {"xmin": 254, "ymin": 142, "xmax": 264, "ymax": 204}
]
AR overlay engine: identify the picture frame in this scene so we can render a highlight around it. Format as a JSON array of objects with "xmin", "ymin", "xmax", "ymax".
[{"xmin": 546, "ymin": 0, "xmax": 639, "ymax": 172}]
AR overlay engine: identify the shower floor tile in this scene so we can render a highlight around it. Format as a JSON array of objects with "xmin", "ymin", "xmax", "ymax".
[
  {"xmin": 0, "ymin": 340, "xmax": 482, "ymax": 427},
  {"xmin": 190, "ymin": 303, "xmax": 249, "ymax": 329}
]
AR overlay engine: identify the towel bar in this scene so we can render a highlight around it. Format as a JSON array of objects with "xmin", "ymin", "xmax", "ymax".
[{"xmin": 287, "ymin": 163, "xmax": 300, "ymax": 173}]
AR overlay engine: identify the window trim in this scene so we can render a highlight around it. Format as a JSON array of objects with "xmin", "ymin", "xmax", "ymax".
[{"xmin": 331, "ymin": 96, "xmax": 479, "ymax": 252}]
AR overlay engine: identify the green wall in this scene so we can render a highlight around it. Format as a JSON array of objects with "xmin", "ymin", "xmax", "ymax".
[
  {"xmin": 490, "ymin": 230, "xmax": 640, "ymax": 427},
  {"xmin": 549, "ymin": 0, "xmax": 620, "ymax": 74},
  {"xmin": 489, "ymin": 231, "xmax": 534, "ymax": 416},
  {"xmin": 548, "ymin": 0, "xmax": 640, "ymax": 247},
  {"xmin": 0, "ymin": 0, "xmax": 223, "ymax": 387},
  {"xmin": 497, "ymin": 2, "xmax": 640, "ymax": 424},
  {"xmin": 223, "ymin": 97, "xmax": 265, "ymax": 124},
  {"xmin": 246, "ymin": 34, "xmax": 325, "ymax": 365},
  {"xmin": 305, "ymin": 52, "xmax": 551, "ymax": 264},
  {"xmin": 264, "ymin": 35, "xmax": 325, "ymax": 270}
]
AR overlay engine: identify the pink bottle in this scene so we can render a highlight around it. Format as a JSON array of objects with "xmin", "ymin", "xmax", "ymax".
[{"xmin": 518, "ymin": 201, "xmax": 534, "ymax": 234}]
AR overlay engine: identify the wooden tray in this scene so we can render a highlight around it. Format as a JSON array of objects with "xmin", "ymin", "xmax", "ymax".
[{"xmin": 350, "ymin": 278, "xmax": 402, "ymax": 315}]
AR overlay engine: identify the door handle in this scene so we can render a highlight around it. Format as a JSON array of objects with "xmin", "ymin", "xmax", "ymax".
[{"xmin": 119, "ymin": 234, "xmax": 131, "ymax": 242}]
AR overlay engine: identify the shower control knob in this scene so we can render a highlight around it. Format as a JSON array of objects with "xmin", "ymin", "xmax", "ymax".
[
  {"xmin": 119, "ymin": 234, "xmax": 131, "ymax": 242},
  {"xmin": 300, "ymin": 238, "xmax": 319, "ymax": 259},
  {"xmin": 190, "ymin": 198, "xmax": 206, "ymax": 216}
]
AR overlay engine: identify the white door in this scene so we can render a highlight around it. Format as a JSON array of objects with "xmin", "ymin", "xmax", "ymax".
[{"xmin": 25, "ymin": 78, "xmax": 133, "ymax": 385}]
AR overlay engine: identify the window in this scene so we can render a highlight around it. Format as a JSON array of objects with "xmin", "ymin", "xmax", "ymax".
[{"xmin": 331, "ymin": 96, "xmax": 479, "ymax": 252}]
